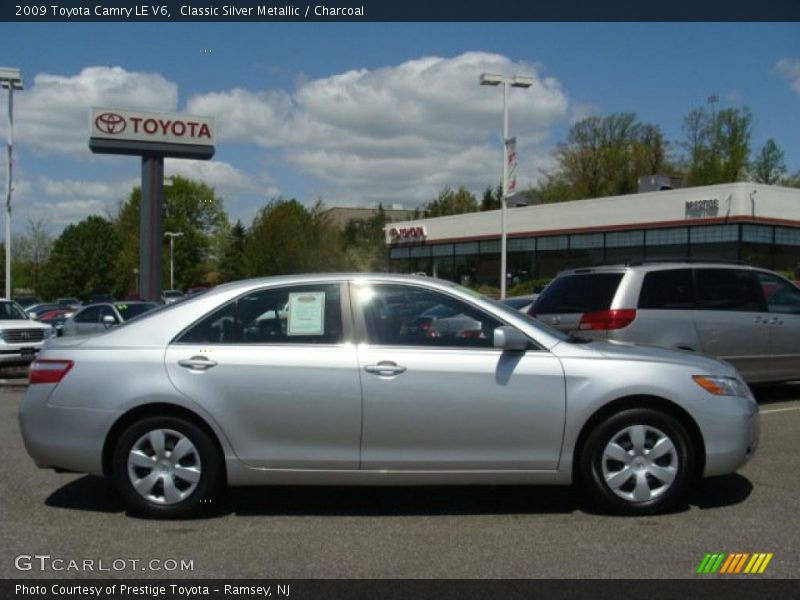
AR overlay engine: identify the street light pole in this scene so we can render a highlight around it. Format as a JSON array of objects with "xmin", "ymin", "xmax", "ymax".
[
  {"xmin": 164, "ymin": 231, "xmax": 183, "ymax": 290},
  {"xmin": 480, "ymin": 72, "xmax": 532, "ymax": 299},
  {"xmin": 0, "ymin": 68, "xmax": 23, "ymax": 300}
]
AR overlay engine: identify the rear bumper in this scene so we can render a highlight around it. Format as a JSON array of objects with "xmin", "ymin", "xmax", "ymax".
[{"xmin": 18, "ymin": 384, "xmax": 120, "ymax": 475}]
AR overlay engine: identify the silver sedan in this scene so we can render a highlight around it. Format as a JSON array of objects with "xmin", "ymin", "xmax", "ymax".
[{"xmin": 19, "ymin": 274, "xmax": 759, "ymax": 518}]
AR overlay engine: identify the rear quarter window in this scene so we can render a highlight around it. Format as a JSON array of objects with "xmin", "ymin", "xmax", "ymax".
[
  {"xmin": 638, "ymin": 269, "xmax": 694, "ymax": 309},
  {"xmin": 533, "ymin": 273, "xmax": 623, "ymax": 314}
]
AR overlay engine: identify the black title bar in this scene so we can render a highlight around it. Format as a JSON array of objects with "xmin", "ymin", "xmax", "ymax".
[{"xmin": 3, "ymin": 0, "xmax": 800, "ymax": 22}]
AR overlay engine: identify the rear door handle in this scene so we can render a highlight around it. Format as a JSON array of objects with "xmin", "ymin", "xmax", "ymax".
[
  {"xmin": 364, "ymin": 361, "xmax": 407, "ymax": 376},
  {"xmin": 178, "ymin": 356, "xmax": 218, "ymax": 371}
]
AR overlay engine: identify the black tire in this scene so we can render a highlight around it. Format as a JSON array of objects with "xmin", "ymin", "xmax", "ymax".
[
  {"xmin": 111, "ymin": 416, "xmax": 224, "ymax": 518},
  {"xmin": 579, "ymin": 408, "xmax": 695, "ymax": 515}
]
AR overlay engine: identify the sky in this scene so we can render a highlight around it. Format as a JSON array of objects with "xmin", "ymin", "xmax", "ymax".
[{"xmin": 0, "ymin": 22, "xmax": 799, "ymax": 234}]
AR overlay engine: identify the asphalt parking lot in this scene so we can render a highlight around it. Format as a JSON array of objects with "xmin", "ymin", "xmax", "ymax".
[{"xmin": 1, "ymin": 379, "xmax": 798, "ymax": 579}]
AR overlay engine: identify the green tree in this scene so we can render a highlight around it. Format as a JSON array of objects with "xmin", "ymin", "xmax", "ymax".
[
  {"xmin": 781, "ymin": 170, "xmax": 800, "ymax": 188},
  {"xmin": 682, "ymin": 106, "xmax": 752, "ymax": 185},
  {"xmin": 38, "ymin": 216, "xmax": 120, "ymax": 300},
  {"xmin": 12, "ymin": 218, "xmax": 53, "ymax": 294},
  {"xmin": 751, "ymin": 139, "xmax": 787, "ymax": 185},
  {"xmin": 342, "ymin": 204, "xmax": 388, "ymax": 271},
  {"xmin": 425, "ymin": 186, "xmax": 479, "ymax": 217},
  {"xmin": 480, "ymin": 185, "xmax": 502, "ymax": 211},
  {"xmin": 243, "ymin": 198, "xmax": 344, "ymax": 277},
  {"xmin": 535, "ymin": 113, "xmax": 674, "ymax": 202},
  {"xmin": 218, "ymin": 219, "xmax": 248, "ymax": 282},
  {"xmin": 112, "ymin": 176, "xmax": 229, "ymax": 295}
]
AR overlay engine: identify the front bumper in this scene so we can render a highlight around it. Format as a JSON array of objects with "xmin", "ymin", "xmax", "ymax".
[
  {"xmin": 0, "ymin": 343, "xmax": 42, "ymax": 365},
  {"xmin": 701, "ymin": 395, "xmax": 759, "ymax": 477}
]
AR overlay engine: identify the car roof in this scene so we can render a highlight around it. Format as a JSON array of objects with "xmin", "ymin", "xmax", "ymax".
[{"xmin": 554, "ymin": 261, "xmax": 772, "ymax": 277}]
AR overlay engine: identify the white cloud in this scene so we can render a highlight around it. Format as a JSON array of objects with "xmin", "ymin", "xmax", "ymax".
[
  {"xmin": 186, "ymin": 88, "xmax": 292, "ymax": 146},
  {"xmin": 774, "ymin": 58, "xmax": 800, "ymax": 95},
  {"xmin": 12, "ymin": 66, "xmax": 177, "ymax": 155},
  {"xmin": 38, "ymin": 176, "xmax": 139, "ymax": 200},
  {"xmin": 9, "ymin": 54, "xmax": 571, "ymax": 219},
  {"xmin": 165, "ymin": 158, "xmax": 269, "ymax": 199},
  {"xmin": 188, "ymin": 52, "xmax": 570, "ymax": 206}
]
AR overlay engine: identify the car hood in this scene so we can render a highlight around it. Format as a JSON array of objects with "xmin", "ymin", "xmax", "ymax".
[
  {"xmin": 555, "ymin": 338, "xmax": 739, "ymax": 377},
  {"xmin": 0, "ymin": 320, "xmax": 51, "ymax": 330}
]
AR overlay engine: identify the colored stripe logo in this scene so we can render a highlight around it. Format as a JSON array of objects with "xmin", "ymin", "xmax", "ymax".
[{"xmin": 696, "ymin": 553, "xmax": 773, "ymax": 574}]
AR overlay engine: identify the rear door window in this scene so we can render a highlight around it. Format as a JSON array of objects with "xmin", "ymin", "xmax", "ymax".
[
  {"xmin": 533, "ymin": 273, "xmax": 623, "ymax": 314},
  {"xmin": 177, "ymin": 284, "xmax": 344, "ymax": 345},
  {"xmin": 638, "ymin": 269, "xmax": 694, "ymax": 309},
  {"xmin": 694, "ymin": 268, "xmax": 765, "ymax": 312}
]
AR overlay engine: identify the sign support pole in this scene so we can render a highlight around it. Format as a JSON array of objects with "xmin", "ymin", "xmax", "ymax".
[
  {"xmin": 140, "ymin": 155, "xmax": 164, "ymax": 302},
  {"xmin": 89, "ymin": 107, "xmax": 214, "ymax": 303}
]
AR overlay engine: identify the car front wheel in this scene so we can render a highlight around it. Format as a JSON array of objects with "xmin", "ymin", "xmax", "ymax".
[
  {"xmin": 580, "ymin": 408, "xmax": 695, "ymax": 515},
  {"xmin": 111, "ymin": 416, "xmax": 223, "ymax": 518}
]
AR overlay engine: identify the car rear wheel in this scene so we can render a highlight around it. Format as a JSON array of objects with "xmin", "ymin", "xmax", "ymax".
[
  {"xmin": 111, "ymin": 416, "xmax": 223, "ymax": 518},
  {"xmin": 580, "ymin": 408, "xmax": 694, "ymax": 515}
]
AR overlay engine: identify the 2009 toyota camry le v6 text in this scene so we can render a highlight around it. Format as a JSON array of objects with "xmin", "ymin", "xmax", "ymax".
[{"xmin": 19, "ymin": 274, "xmax": 759, "ymax": 517}]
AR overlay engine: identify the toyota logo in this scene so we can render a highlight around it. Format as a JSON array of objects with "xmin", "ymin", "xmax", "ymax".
[
  {"xmin": 95, "ymin": 112, "xmax": 127, "ymax": 135},
  {"xmin": 21, "ymin": 332, "xmax": 29, "ymax": 340}
]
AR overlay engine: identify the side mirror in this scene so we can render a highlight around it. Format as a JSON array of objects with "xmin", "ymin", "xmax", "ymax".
[
  {"xmin": 102, "ymin": 315, "xmax": 116, "ymax": 327},
  {"xmin": 493, "ymin": 326, "xmax": 529, "ymax": 352}
]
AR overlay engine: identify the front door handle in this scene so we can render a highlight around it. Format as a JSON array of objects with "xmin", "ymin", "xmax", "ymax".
[
  {"xmin": 364, "ymin": 361, "xmax": 407, "ymax": 376},
  {"xmin": 178, "ymin": 356, "xmax": 218, "ymax": 371}
]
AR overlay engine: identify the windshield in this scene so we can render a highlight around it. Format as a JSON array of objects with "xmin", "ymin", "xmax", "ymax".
[{"xmin": 0, "ymin": 301, "xmax": 30, "ymax": 320}]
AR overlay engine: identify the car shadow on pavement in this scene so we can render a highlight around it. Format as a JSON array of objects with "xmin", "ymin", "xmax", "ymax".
[
  {"xmin": 45, "ymin": 473, "xmax": 753, "ymax": 519},
  {"xmin": 751, "ymin": 381, "xmax": 800, "ymax": 405},
  {"xmin": 686, "ymin": 473, "xmax": 753, "ymax": 510},
  {"xmin": 227, "ymin": 485, "xmax": 584, "ymax": 517},
  {"xmin": 45, "ymin": 475, "xmax": 125, "ymax": 513}
]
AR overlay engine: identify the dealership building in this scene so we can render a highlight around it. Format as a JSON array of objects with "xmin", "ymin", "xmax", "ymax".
[{"xmin": 384, "ymin": 182, "xmax": 800, "ymax": 285}]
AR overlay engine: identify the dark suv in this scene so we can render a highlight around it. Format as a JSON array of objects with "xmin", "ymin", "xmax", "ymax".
[{"xmin": 530, "ymin": 261, "xmax": 800, "ymax": 383}]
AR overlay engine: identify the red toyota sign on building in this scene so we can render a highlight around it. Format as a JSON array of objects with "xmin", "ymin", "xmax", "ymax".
[
  {"xmin": 90, "ymin": 107, "xmax": 215, "ymax": 147},
  {"xmin": 388, "ymin": 226, "xmax": 427, "ymax": 244}
]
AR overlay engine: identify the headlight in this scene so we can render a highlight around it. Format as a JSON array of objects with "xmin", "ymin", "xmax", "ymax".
[
  {"xmin": 692, "ymin": 375, "xmax": 749, "ymax": 397},
  {"xmin": 43, "ymin": 327, "xmax": 56, "ymax": 339}
]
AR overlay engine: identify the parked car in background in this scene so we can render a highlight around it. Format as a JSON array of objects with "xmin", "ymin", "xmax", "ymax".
[
  {"xmin": 38, "ymin": 308, "xmax": 74, "ymax": 321},
  {"xmin": 21, "ymin": 274, "xmax": 757, "ymax": 518},
  {"xmin": 39, "ymin": 309, "xmax": 74, "ymax": 337},
  {"xmin": 0, "ymin": 299, "xmax": 55, "ymax": 365},
  {"xmin": 530, "ymin": 261, "xmax": 800, "ymax": 383},
  {"xmin": 87, "ymin": 294, "xmax": 115, "ymax": 304},
  {"xmin": 161, "ymin": 289, "xmax": 185, "ymax": 304},
  {"xmin": 502, "ymin": 294, "xmax": 539, "ymax": 313},
  {"xmin": 55, "ymin": 297, "xmax": 81, "ymax": 309},
  {"xmin": 26, "ymin": 303, "xmax": 64, "ymax": 321},
  {"xmin": 62, "ymin": 301, "xmax": 158, "ymax": 336},
  {"xmin": 186, "ymin": 285, "xmax": 209, "ymax": 296},
  {"xmin": 14, "ymin": 296, "xmax": 42, "ymax": 309}
]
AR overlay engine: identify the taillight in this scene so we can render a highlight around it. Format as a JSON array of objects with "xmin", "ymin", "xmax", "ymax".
[
  {"xmin": 29, "ymin": 359, "xmax": 74, "ymax": 385},
  {"xmin": 578, "ymin": 309, "xmax": 637, "ymax": 331}
]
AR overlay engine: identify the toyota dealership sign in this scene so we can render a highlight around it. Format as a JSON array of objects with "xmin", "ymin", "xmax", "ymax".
[
  {"xmin": 88, "ymin": 106, "xmax": 215, "ymax": 304},
  {"xmin": 91, "ymin": 107, "xmax": 215, "ymax": 147}
]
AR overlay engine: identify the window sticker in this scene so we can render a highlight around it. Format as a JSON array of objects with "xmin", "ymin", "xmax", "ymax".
[{"xmin": 287, "ymin": 291, "xmax": 325, "ymax": 336}]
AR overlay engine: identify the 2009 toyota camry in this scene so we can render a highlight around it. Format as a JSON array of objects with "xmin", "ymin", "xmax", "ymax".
[{"xmin": 19, "ymin": 274, "xmax": 759, "ymax": 517}]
